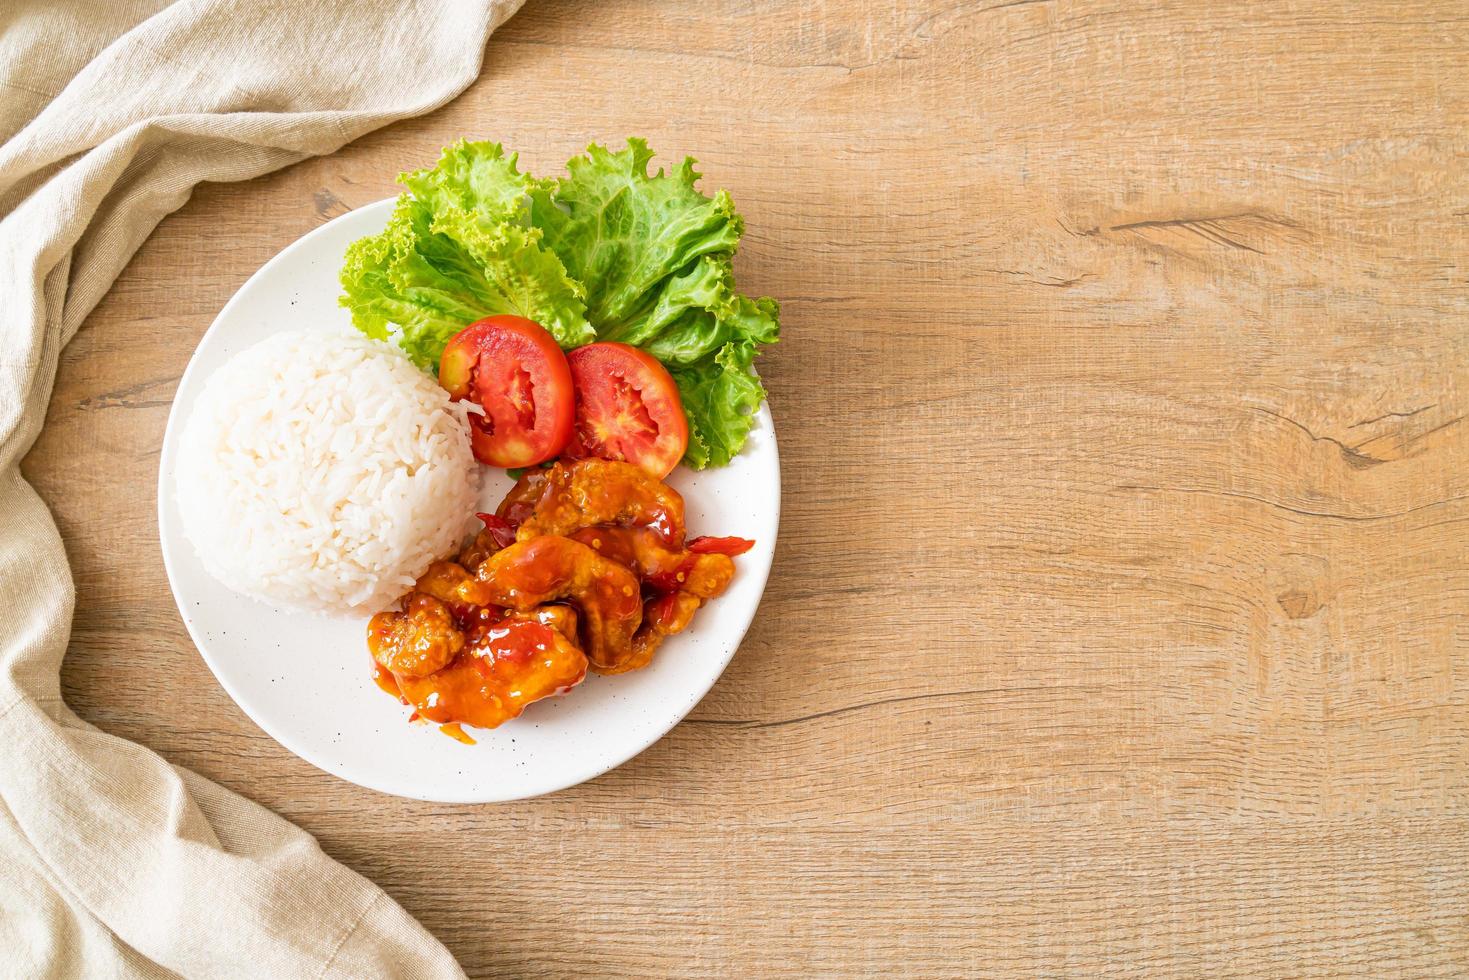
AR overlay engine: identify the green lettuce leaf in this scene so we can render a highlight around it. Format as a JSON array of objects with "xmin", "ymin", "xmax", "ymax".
[
  {"xmin": 339, "ymin": 195, "xmax": 591, "ymax": 370},
  {"xmin": 428, "ymin": 207, "xmax": 593, "ymax": 348},
  {"xmin": 672, "ymin": 342, "xmax": 767, "ymax": 469},
  {"xmin": 401, "ymin": 140, "xmax": 536, "ymax": 224},
  {"xmin": 531, "ymin": 139, "xmax": 745, "ymax": 332},
  {"xmin": 339, "ymin": 198, "xmax": 484, "ymax": 367},
  {"xmin": 339, "ymin": 138, "xmax": 779, "ymax": 467},
  {"xmin": 627, "ymin": 255, "xmax": 780, "ymax": 366},
  {"xmin": 532, "ymin": 143, "xmax": 780, "ymax": 468}
]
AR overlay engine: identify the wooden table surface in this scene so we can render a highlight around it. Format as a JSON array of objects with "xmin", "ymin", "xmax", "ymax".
[{"xmin": 22, "ymin": 1, "xmax": 1469, "ymax": 975}]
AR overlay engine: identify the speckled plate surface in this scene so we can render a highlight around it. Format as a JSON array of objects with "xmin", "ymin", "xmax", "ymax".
[{"xmin": 157, "ymin": 199, "xmax": 779, "ymax": 803}]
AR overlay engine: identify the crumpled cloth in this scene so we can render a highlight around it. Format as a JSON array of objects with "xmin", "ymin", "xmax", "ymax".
[{"xmin": 0, "ymin": 2, "xmax": 522, "ymax": 975}]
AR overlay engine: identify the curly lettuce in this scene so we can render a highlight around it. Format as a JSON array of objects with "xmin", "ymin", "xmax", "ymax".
[
  {"xmin": 672, "ymin": 342, "xmax": 768, "ymax": 469},
  {"xmin": 340, "ymin": 138, "xmax": 778, "ymax": 467}
]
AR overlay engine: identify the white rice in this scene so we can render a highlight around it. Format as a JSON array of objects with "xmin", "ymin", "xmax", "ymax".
[{"xmin": 175, "ymin": 330, "xmax": 479, "ymax": 614}]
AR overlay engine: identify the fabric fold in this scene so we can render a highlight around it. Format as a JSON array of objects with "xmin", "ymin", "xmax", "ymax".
[{"xmin": 0, "ymin": 1, "xmax": 523, "ymax": 975}]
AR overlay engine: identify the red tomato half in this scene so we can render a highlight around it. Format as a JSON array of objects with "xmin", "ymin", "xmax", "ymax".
[
  {"xmin": 439, "ymin": 316, "xmax": 575, "ymax": 468},
  {"xmin": 565, "ymin": 342, "xmax": 689, "ymax": 479}
]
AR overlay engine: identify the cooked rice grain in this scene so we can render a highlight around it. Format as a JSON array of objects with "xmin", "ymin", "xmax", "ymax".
[{"xmin": 175, "ymin": 331, "xmax": 478, "ymax": 613}]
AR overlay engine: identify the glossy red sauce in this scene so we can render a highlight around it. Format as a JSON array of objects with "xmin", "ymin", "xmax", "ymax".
[
  {"xmin": 465, "ymin": 616, "xmax": 556, "ymax": 666},
  {"xmin": 368, "ymin": 458, "xmax": 749, "ymax": 737},
  {"xmin": 510, "ymin": 459, "xmax": 686, "ymax": 546},
  {"xmin": 474, "ymin": 512, "xmax": 519, "ymax": 550},
  {"xmin": 389, "ymin": 614, "xmax": 587, "ymax": 731},
  {"xmin": 370, "ymin": 659, "xmax": 408, "ymax": 704},
  {"xmin": 439, "ymin": 723, "xmax": 476, "ymax": 745}
]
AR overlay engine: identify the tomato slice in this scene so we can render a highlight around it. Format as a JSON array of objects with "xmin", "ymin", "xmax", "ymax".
[
  {"xmin": 564, "ymin": 342, "xmax": 689, "ymax": 478},
  {"xmin": 439, "ymin": 316, "xmax": 575, "ymax": 468}
]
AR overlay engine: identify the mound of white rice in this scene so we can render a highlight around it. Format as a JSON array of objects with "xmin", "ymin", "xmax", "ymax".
[{"xmin": 175, "ymin": 331, "xmax": 479, "ymax": 613}]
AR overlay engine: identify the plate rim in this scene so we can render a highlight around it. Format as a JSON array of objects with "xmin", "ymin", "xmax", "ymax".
[{"xmin": 156, "ymin": 198, "xmax": 779, "ymax": 803}]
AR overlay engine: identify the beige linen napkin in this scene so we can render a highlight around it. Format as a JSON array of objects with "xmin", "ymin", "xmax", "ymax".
[{"xmin": 0, "ymin": 2, "xmax": 523, "ymax": 976}]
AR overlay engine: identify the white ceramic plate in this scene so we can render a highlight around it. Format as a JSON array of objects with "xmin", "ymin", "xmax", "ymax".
[{"xmin": 157, "ymin": 199, "xmax": 778, "ymax": 803}]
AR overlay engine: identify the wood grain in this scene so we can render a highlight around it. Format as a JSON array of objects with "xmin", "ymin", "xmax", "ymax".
[{"xmin": 20, "ymin": 0, "xmax": 1469, "ymax": 975}]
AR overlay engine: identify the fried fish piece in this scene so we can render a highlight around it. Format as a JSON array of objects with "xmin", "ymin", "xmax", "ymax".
[
  {"xmin": 394, "ymin": 610, "xmax": 588, "ymax": 730},
  {"xmin": 367, "ymin": 593, "xmax": 464, "ymax": 679},
  {"xmin": 474, "ymin": 534, "xmax": 645, "ymax": 673},
  {"xmin": 503, "ymin": 459, "xmax": 687, "ymax": 546}
]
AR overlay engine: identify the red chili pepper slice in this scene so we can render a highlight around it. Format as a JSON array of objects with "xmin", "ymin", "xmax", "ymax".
[
  {"xmin": 687, "ymin": 536, "xmax": 755, "ymax": 556},
  {"xmin": 476, "ymin": 512, "xmax": 520, "ymax": 550}
]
